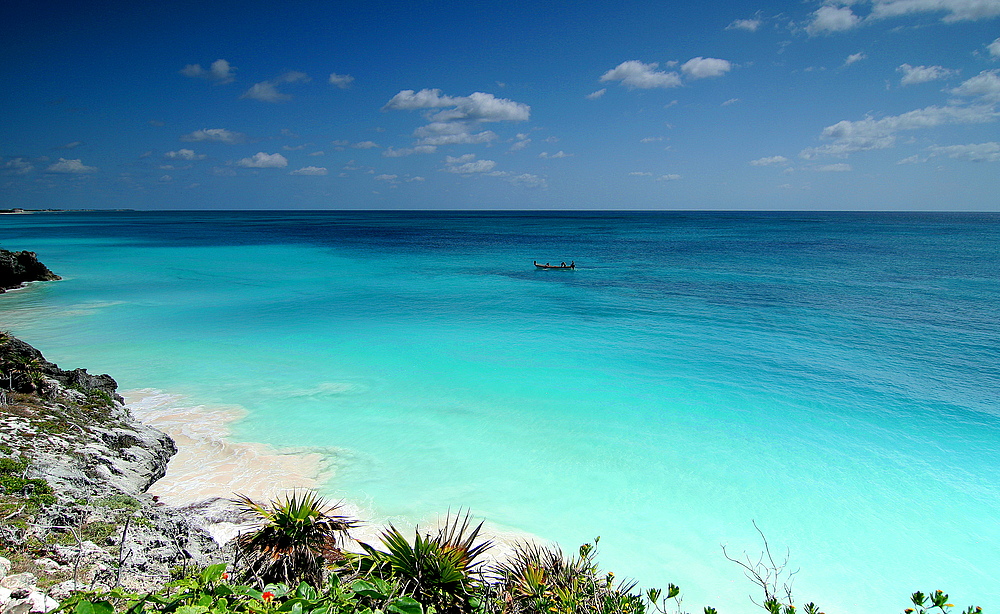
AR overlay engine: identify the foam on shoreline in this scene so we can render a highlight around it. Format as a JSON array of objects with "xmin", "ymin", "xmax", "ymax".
[
  {"xmin": 123, "ymin": 388, "xmax": 543, "ymax": 561},
  {"xmin": 124, "ymin": 389, "xmax": 333, "ymax": 506}
]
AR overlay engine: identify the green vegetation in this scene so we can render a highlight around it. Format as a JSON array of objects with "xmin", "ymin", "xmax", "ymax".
[
  {"xmin": 354, "ymin": 512, "xmax": 491, "ymax": 614},
  {"xmin": 45, "ymin": 491, "xmax": 983, "ymax": 614},
  {"xmin": 0, "ymin": 455, "xmax": 56, "ymax": 507},
  {"xmin": 234, "ymin": 490, "xmax": 358, "ymax": 588}
]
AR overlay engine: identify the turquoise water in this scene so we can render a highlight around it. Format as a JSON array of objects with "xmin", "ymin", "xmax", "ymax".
[{"xmin": 2, "ymin": 211, "xmax": 998, "ymax": 612}]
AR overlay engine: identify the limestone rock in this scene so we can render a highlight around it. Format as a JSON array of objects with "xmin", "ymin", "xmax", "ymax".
[
  {"xmin": 0, "ymin": 249, "xmax": 60, "ymax": 293},
  {"xmin": 1, "ymin": 334, "xmax": 229, "ymax": 594},
  {"xmin": 0, "ymin": 575, "xmax": 35, "ymax": 592}
]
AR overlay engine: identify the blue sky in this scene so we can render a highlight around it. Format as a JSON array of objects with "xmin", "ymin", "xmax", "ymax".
[{"xmin": 2, "ymin": 0, "xmax": 999, "ymax": 210}]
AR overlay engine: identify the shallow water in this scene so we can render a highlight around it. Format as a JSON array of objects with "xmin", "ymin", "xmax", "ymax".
[{"xmin": 2, "ymin": 211, "xmax": 998, "ymax": 612}]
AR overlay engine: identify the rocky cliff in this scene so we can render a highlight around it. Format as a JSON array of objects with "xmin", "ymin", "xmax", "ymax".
[
  {"xmin": 0, "ymin": 334, "xmax": 241, "ymax": 610},
  {"xmin": 0, "ymin": 250, "xmax": 61, "ymax": 293}
]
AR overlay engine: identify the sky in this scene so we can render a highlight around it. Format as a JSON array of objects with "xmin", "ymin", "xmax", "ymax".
[{"xmin": 2, "ymin": 0, "xmax": 999, "ymax": 210}]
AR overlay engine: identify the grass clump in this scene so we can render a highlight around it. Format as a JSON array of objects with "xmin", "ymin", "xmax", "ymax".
[
  {"xmin": 0, "ymin": 455, "xmax": 56, "ymax": 507},
  {"xmin": 92, "ymin": 494, "xmax": 142, "ymax": 511}
]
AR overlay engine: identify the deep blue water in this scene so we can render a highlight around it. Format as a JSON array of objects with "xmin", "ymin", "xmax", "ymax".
[{"xmin": 2, "ymin": 210, "xmax": 998, "ymax": 613}]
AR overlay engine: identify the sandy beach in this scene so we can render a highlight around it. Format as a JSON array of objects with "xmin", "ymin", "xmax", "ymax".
[{"xmin": 124, "ymin": 388, "xmax": 536, "ymax": 559}]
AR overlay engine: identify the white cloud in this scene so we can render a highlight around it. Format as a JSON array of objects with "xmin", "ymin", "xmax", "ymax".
[
  {"xmin": 586, "ymin": 88, "xmax": 607, "ymax": 100},
  {"xmin": 807, "ymin": 5, "xmax": 861, "ymax": 34},
  {"xmin": 722, "ymin": 98, "xmax": 740, "ymax": 106},
  {"xmin": 46, "ymin": 158, "xmax": 97, "ymax": 173},
  {"xmin": 3, "ymin": 158, "xmax": 34, "ymax": 174},
  {"xmin": 844, "ymin": 52, "xmax": 868, "ymax": 66},
  {"xmin": 383, "ymin": 89, "xmax": 528, "ymax": 155},
  {"xmin": 508, "ymin": 173, "xmax": 547, "ymax": 188},
  {"xmin": 444, "ymin": 154, "xmax": 497, "ymax": 174},
  {"xmin": 657, "ymin": 174, "xmax": 682, "ymax": 181},
  {"xmin": 180, "ymin": 128, "xmax": 245, "ymax": 144},
  {"xmin": 413, "ymin": 123, "xmax": 498, "ymax": 146},
  {"xmin": 383, "ymin": 89, "xmax": 530, "ymax": 122},
  {"xmin": 750, "ymin": 155, "xmax": 790, "ymax": 166},
  {"xmin": 600, "ymin": 61, "xmax": 682, "ymax": 89},
  {"xmin": 353, "ymin": 141, "xmax": 380, "ymax": 149},
  {"xmin": 309, "ymin": 151, "xmax": 325, "ymax": 156},
  {"xmin": 242, "ymin": 72, "xmax": 310, "ymax": 103},
  {"xmin": 164, "ymin": 149, "xmax": 206, "ymax": 160},
  {"xmin": 898, "ymin": 63, "xmax": 957, "ymax": 85},
  {"xmin": 950, "ymin": 69, "xmax": 1000, "ymax": 102},
  {"xmin": 801, "ymin": 103, "xmax": 998, "ymax": 158},
  {"xmin": 927, "ymin": 141, "xmax": 1000, "ymax": 161},
  {"xmin": 242, "ymin": 82, "xmax": 289, "ymax": 102},
  {"xmin": 180, "ymin": 59, "xmax": 235, "ymax": 84},
  {"xmin": 538, "ymin": 151, "xmax": 571, "ymax": 158},
  {"xmin": 640, "ymin": 137, "xmax": 663, "ymax": 143},
  {"xmin": 726, "ymin": 18, "xmax": 761, "ymax": 31},
  {"xmin": 375, "ymin": 174, "xmax": 398, "ymax": 182},
  {"xmin": 280, "ymin": 71, "xmax": 309, "ymax": 83},
  {"xmin": 681, "ymin": 57, "xmax": 732, "ymax": 79},
  {"xmin": 236, "ymin": 152, "xmax": 288, "ymax": 168},
  {"xmin": 815, "ymin": 163, "xmax": 852, "ymax": 171},
  {"xmin": 629, "ymin": 171, "xmax": 653, "ymax": 176},
  {"xmin": 509, "ymin": 137, "xmax": 531, "ymax": 151},
  {"xmin": 329, "ymin": 73, "xmax": 354, "ymax": 88},
  {"xmin": 384, "ymin": 88, "xmax": 455, "ymax": 110},
  {"xmin": 59, "ymin": 141, "xmax": 82, "ymax": 149},
  {"xmin": 290, "ymin": 166, "xmax": 328, "ymax": 175},
  {"xmin": 870, "ymin": 0, "xmax": 1000, "ymax": 22},
  {"xmin": 990, "ymin": 37, "xmax": 1000, "ymax": 57},
  {"xmin": 383, "ymin": 145, "xmax": 438, "ymax": 157}
]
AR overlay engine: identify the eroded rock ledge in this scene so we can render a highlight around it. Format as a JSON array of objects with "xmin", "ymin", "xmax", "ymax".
[
  {"xmin": 0, "ymin": 250, "xmax": 61, "ymax": 293},
  {"xmin": 0, "ymin": 334, "xmax": 241, "ymax": 607}
]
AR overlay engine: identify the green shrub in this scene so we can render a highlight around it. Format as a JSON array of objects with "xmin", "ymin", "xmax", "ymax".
[
  {"xmin": 0, "ymin": 456, "xmax": 27, "ymax": 474},
  {"xmin": 234, "ymin": 490, "xmax": 357, "ymax": 588},
  {"xmin": 355, "ymin": 511, "xmax": 492, "ymax": 614},
  {"xmin": 92, "ymin": 494, "xmax": 142, "ymax": 511}
]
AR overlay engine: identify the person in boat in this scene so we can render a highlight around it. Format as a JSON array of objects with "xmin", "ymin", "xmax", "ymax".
[{"xmin": 560, "ymin": 262, "xmax": 566, "ymax": 267}]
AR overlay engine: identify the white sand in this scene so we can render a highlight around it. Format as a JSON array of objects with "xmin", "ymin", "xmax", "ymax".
[{"xmin": 123, "ymin": 388, "xmax": 543, "ymax": 561}]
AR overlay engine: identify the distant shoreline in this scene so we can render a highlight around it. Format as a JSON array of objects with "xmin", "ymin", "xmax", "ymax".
[{"xmin": 1, "ymin": 208, "xmax": 136, "ymax": 214}]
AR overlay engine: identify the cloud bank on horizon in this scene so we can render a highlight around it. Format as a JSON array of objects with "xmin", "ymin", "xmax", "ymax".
[{"xmin": 1, "ymin": 0, "xmax": 999, "ymax": 210}]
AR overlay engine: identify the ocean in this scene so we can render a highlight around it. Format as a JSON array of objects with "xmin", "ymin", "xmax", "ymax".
[{"xmin": 2, "ymin": 210, "xmax": 998, "ymax": 613}]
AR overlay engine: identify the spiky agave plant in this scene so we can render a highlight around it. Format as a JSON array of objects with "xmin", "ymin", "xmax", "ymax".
[
  {"xmin": 489, "ymin": 539, "xmax": 644, "ymax": 614},
  {"xmin": 361, "ymin": 510, "xmax": 493, "ymax": 614},
  {"xmin": 234, "ymin": 489, "xmax": 358, "ymax": 588}
]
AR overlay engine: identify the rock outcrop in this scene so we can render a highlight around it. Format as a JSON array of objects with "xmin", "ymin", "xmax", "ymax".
[
  {"xmin": 0, "ymin": 250, "xmax": 61, "ymax": 293},
  {"xmin": 0, "ymin": 334, "xmax": 240, "ymax": 610}
]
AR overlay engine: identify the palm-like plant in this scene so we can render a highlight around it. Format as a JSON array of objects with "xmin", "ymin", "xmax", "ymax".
[
  {"xmin": 233, "ymin": 489, "xmax": 358, "ymax": 588},
  {"xmin": 489, "ymin": 539, "xmax": 644, "ymax": 614},
  {"xmin": 359, "ymin": 510, "xmax": 493, "ymax": 614}
]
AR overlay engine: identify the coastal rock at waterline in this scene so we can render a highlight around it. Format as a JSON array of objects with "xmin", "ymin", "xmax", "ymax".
[
  {"xmin": 1, "ymin": 334, "xmax": 231, "ymax": 594},
  {"xmin": 0, "ymin": 249, "xmax": 60, "ymax": 293},
  {"xmin": 3, "ymin": 403, "xmax": 176, "ymax": 501},
  {"xmin": 178, "ymin": 497, "xmax": 256, "ymax": 545},
  {"xmin": 0, "ymin": 335, "xmax": 121, "ymax": 402}
]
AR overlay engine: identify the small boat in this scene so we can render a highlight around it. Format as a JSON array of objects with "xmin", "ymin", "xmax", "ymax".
[{"xmin": 534, "ymin": 261, "xmax": 575, "ymax": 270}]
